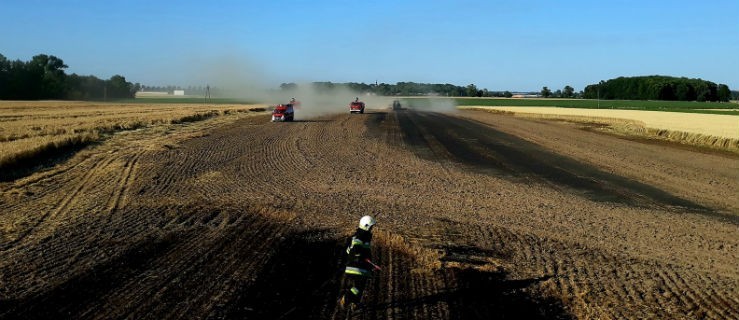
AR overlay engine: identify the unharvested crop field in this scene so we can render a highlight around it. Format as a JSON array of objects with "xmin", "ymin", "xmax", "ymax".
[
  {"xmin": 0, "ymin": 106, "xmax": 737, "ymax": 319},
  {"xmin": 453, "ymin": 97, "xmax": 739, "ymax": 115},
  {"xmin": 462, "ymin": 106, "xmax": 739, "ymax": 139},
  {"xmin": 461, "ymin": 106, "xmax": 739, "ymax": 153}
]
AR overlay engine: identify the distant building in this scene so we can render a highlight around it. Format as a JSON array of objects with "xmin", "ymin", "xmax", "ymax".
[
  {"xmin": 174, "ymin": 90, "xmax": 185, "ymax": 96},
  {"xmin": 135, "ymin": 91, "xmax": 168, "ymax": 98},
  {"xmin": 512, "ymin": 94, "xmax": 541, "ymax": 98}
]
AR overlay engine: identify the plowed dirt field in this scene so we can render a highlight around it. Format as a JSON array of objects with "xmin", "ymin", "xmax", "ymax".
[{"xmin": 1, "ymin": 109, "xmax": 737, "ymax": 319}]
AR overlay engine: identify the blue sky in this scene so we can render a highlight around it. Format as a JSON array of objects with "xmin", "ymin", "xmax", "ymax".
[{"xmin": 2, "ymin": 0, "xmax": 737, "ymax": 92}]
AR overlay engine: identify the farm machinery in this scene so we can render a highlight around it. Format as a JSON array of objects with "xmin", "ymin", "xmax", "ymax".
[
  {"xmin": 392, "ymin": 100, "xmax": 402, "ymax": 110},
  {"xmin": 349, "ymin": 98, "xmax": 365, "ymax": 114},
  {"xmin": 271, "ymin": 99, "xmax": 300, "ymax": 122}
]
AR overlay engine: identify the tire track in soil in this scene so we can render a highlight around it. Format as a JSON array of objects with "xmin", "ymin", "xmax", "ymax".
[
  {"xmin": 54, "ymin": 152, "xmax": 144, "ymax": 278},
  {"xmin": 0, "ymin": 154, "xmax": 118, "ymax": 252},
  {"xmin": 106, "ymin": 153, "xmax": 141, "ymax": 215}
]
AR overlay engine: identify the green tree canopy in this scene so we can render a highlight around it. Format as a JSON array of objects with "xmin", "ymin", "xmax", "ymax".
[
  {"xmin": 541, "ymin": 86, "xmax": 552, "ymax": 98},
  {"xmin": 466, "ymin": 84, "xmax": 479, "ymax": 97},
  {"xmin": 563, "ymin": 85, "xmax": 575, "ymax": 98},
  {"xmin": 717, "ymin": 84, "xmax": 731, "ymax": 102},
  {"xmin": 0, "ymin": 53, "xmax": 136, "ymax": 100},
  {"xmin": 583, "ymin": 76, "xmax": 730, "ymax": 102}
]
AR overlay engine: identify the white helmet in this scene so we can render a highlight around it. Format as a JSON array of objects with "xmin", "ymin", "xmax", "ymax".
[{"xmin": 358, "ymin": 215, "xmax": 376, "ymax": 231}]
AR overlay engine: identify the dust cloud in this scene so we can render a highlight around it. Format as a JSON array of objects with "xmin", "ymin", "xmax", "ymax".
[
  {"xmin": 177, "ymin": 53, "xmax": 457, "ymax": 119},
  {"xmin": 181, "ymin": 54, "xmax": 393, "ymax": 118},
  {"xmin": 277, "ymin": 86, "xmax": 397, "ymax": 119}
]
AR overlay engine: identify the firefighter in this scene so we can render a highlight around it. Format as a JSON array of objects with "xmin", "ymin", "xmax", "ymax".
[{"xmin": 339, "ymin": 215, "xmax": 378, "ymax": 309}]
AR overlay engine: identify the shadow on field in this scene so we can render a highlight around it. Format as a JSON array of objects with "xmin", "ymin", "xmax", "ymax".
[
  {"xmin": 364, "ymin": 242, "xmax": 571, "ymax": 320},
  {"xmin": 222, "ymin": 229, "xmax": 346, "ymax": 320},
  {"xmin": 441, "ymin": 243, "xmax": 569, "ymax": 320},
  {"xmin": 386, "ymin": 110, "xmax": 722, "ymax": 217},
  {"xmin": 443, "ymin": 267, "xmax": 568, "ymax": 320},
  {"xmin": 218, "ymin": 223, "xmax": 567, "ymax": 320},
  {"xmin": 0, "ymin": 233, "xmax": 176, "ymax": 319},
  {"xmin": 0, "ymin": 211, "xmax": 345, "ymax": 320},
  {"xmin": 0, "ymin": 218, "xmax": 573, "ymax": 320}
]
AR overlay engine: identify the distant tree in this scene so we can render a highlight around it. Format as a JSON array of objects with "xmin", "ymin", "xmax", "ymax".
[
  {"xmin": 65, "ymin": 73, "xmax": 105, "ymax": 100},
  {"xmin": 717, "ymin": 84, "xmax": 731, "ymax": 102},
  {"xmin": 562, "ymin": 85, "xmax": 574, "ymax": 98},
  {"xmin": 553, "ymin": 89, "xmax": 562, "ymax": 98},
  {"xmin": 695, "ymin": 81, "xmax": 717, "ymax": 102},
  {"xmin": 375, "ymin": 83, "xmax": 392, "ymax": 95},
  {"xmin": 64, "ymin": 73, "xmax": 85, "ymax": 99},
  {"xmin": 30, "ymin": 54, "xmax": 68, "ymax": 99},
  {"xmin": 0, "ymin": 53, "xmax": 69, "ymax": 99},
  {"xmin": 503, "ymin": 91, "xmax": 513, "ymax": 98},
  {"xmin": 541, "ymin": 86, "xmax": 552, "ymax": 98},
  {"xmin": 132, "ymin": 82, "xmax": 142, "ymax": 95},
  {"xmin": 280, "ymin": 82, "xmax": 297, "ymax": 91},
  {"xmin": 107, "ymin": 75, "xmax": 133, "ymax": 98},
  {"xmin": 0, "ymin": 54, "xmax": 8, "ymax": 98},
  {"xmin": 466, "ymin": 84, "xmax": 478, "ymax": 97}
]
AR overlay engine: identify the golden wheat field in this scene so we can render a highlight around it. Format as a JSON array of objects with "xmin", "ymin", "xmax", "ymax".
[
  {"xmin": 461, "ymin": 106, "xmax": 739, "ymax": 152},
  {"xmin": 0, "ymin": 101, "xmax": 266, "ymax": 175},
  {"xmin": 463, "ymin": 106, "xmax": 738, "ymax": 139}
]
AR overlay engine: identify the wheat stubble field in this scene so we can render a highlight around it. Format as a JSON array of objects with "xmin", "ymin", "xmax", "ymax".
[
  {"xmin": 0, "ymin": 104, "xmax": 737, "ymax": 319},
  {"xmin": 0, "ymin": 101, "xmax": 265, "ymax": 181}
]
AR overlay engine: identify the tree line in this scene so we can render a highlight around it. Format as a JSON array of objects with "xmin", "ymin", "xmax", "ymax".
[
  {"xmin": 0, "ymin": 53, "xmax": 140, "ymax": 100},
  {"xmin": 540, "ymin": 85, "xmax": 577, "ymax": 98},
  {"xmin": 581, "ymin": 76, "xmax": 731, "ymax": 102},
  {"xmin": 4, "ymin": 54, "xmax": 733, "ymax": 103},
  {"xmin": 280, "ymin": 81, "xmax": 522, "ymax": 97},
  {"xmin": 285, "ymin": 81, "xmax": 590, "ymax": 99},
  {"xmin": 284, "ymin": 79, "xmax": 733, "ymax": 102}
]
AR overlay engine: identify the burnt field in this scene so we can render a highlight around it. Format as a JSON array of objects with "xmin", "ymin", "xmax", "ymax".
[{"xmin": 1, "ymin": 108, "xmax": 737, "ymax": 319}]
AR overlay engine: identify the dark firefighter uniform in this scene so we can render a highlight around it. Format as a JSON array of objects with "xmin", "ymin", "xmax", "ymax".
[{"xmin": 343, "ymin": 227, "xmax": 373, "ymax": 305}]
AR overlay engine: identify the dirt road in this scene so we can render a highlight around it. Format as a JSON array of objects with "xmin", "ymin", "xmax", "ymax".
[{"xmin": 1, "ymin": 109, "xmax": 737, "ymax": 319}]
